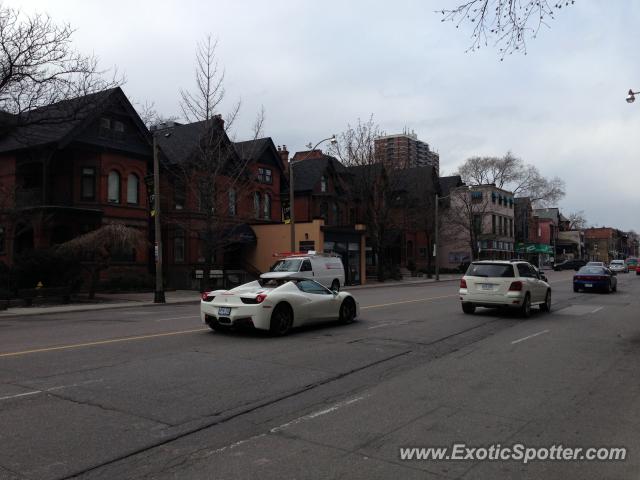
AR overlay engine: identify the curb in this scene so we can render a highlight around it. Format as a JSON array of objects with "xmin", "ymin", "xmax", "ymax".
[{"xmin": 0, "ymin": 298, "xmax": 199, "ymax": 319}]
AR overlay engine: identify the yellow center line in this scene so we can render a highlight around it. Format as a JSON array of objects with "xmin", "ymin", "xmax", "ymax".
[
  {"xmin": 361, "ymin": 294, "xmax": 458, "ymax": 310},
  {"xmin": 1, "ymin": 294, "xmax": 461, "ymax": 358},
  {"xmin": 0, "ymin": 328, "xmax": 209, "ymax": 358}
]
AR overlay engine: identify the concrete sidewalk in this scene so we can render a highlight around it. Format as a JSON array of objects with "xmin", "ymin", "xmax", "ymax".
[{"xmin": 0, "ymin": 275, "xmax": 461, "ymax": 319}]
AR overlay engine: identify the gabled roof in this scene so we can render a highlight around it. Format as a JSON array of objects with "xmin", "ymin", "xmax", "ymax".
[
  {"xmin": 0, "ymin": 87, "xmax": 150, "ymax": 154},
  {"xmin": 391, "ymin": 166, "xmax": 437, "ymax": 196},
  {"xmin": 533, "ymin": 207, "xmax": 560, "ymax": 222},
  {"xmin": 233, "ymin": 137, "xmax": 285, "ymax": 172},
  {"xmin": 438, "ymin": 175, "xmax": 464, "ymax": 196},
  {"xmin": 292, "ymin": 154, "xmax": 347, "ymax": 192},
  {"xmin": 155, "ymin": 117, "xmax": 233, "ymax": 166}
]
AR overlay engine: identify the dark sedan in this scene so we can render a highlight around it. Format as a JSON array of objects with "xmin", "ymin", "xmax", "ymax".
[
  {"xmin": 573, "ymin": 266, "xmax": 617, "ymax": 293},
  {"xmin": 554, "ymin": 259, "xmax": 587, "ymax": 271}
]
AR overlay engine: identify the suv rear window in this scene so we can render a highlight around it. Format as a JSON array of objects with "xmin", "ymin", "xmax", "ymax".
[{"xmin": 466, "ymin": 263, "xmax": 515, "ymax": 278}]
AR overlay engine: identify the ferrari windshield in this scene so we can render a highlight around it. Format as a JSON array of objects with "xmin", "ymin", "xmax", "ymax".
[{"xmin": 271, "ymin": 259, "xmax": 302, "ymax": 272}]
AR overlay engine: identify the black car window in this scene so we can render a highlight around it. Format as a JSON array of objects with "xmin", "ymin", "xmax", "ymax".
[
  {"xmin": 296, "ymin": 279, "xmax": 331, "ymax": 295},
  {"xmin": 300, "ymin": 260, "xmax": 312, "ymax": 272},
  {"xmin": 466, "ymin": 263, "xmax": 515, "ymax": 278},
  {"xmin": 577, "ymin": 266, "xmax": 607, "ymax": 275},
  {"xmin": 516, "ymin": 263, "xmax": 533, "ymax": 278}
]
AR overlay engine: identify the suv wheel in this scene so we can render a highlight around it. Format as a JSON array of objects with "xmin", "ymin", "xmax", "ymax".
[
  {"xmin": 540, "ymin": 290, "xmax": 551, "ymax": 312},
  {"xmin": 462, "ymin": 303, "xmax": 475, "ymax": 314}
]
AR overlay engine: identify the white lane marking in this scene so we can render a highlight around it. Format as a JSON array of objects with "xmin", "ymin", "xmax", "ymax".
[
  {"xmin": 0, "ymin": 379, "xmax": 103, "ymax": 402},
  {"xmin": 209, "ymin": 394, "xmax": 369, "ymax": 455},
  {"xmin": 511, "ymin": 329, "xmax": 550, "ymax": 345},
  {"xmin": 368, "ymin": 322, "xmax": 392, "ymax": 329},
  {"xmin": 0, "ymin": 391, "xmax": 40, "ymax": 401},
  {"xmin": 590, "ymin": 306, "xmax": 604, "ymax": 314},
  {"xmin": 270, "ymin": 395, "xmax": 368, "ymax": 433},
  {"xmin": 154, "ymin": 315, "xmax": 200, "ymax": 322}
]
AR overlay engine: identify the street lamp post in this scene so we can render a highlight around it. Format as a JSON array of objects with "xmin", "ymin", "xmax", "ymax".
[
  {"xmin": 289, "ymin": 135, "xmax": 337, "ymax": 252},
  {"xmin": 626, "ymin": 89, "xmax": 640, "ymax": 103}
]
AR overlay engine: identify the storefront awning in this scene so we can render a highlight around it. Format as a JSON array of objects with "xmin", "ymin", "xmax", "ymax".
[{"xmin": 515, "ymin": 242, "xmax": 553, "ymax": 254}]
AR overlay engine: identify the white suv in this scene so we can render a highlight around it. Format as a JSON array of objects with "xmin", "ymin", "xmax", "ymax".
[{"xmin": 459, "ymin": 260, "xmax": 551, "ymax": 318}]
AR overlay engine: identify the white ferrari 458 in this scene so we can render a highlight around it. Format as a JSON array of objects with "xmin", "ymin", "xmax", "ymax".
[{"xmin": 200, "ymin": 277, "xmax": 359, "ymax": 335}]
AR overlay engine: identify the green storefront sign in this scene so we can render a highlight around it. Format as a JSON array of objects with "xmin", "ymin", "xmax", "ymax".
[{"xmin": 515, "ymin": 242, "xmax": 553, "ymax": 254}]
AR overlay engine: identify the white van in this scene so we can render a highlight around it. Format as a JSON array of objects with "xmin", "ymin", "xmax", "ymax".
[{"xmin": 261, "ymin": 252, "xmax": 345, "ymax": 291}]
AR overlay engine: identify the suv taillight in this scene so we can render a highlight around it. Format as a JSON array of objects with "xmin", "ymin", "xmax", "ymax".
[
  {"xmin": 508, "ymin": 281, "xmax": 523, "ymax": 291},
  {"xmin": 459, "ymin": 279, "xmax": 467, "ymax": 288}
]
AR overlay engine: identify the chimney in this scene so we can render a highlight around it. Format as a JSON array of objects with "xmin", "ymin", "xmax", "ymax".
[{"xmin": 279, "ymin": 144, "xmax": 289, "ymax": 165}]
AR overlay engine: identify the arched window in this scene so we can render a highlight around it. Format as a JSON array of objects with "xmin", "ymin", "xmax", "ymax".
[
  {"xmin": 108, "ymin": 171, "xmax": 120, "ymax": 203},
  {"xmin": 228, "ymin": 188, "xmax": 237, "ymax": 216},
  {"xmin": 331, "ymin": 202, "xmax": 338, "ymax": 225},
  {"xmin": 263, "ymin": 193, "xmax": 271, "ymax": 220},
  {"xmin": 320, "ymin": 175, "xmax": 328, "ymax": 193},
  {"xmin": 127, "ymin": 173, "xmax": 139, "ymax": 204},
  {"xmin": 253, "ymin": 192, "xmax": 261, "ymax": 218}
]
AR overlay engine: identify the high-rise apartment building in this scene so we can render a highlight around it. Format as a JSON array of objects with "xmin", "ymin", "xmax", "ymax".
[{"xmin": 374, "ymin": 130, "xmax": 439, "ymax": 173}]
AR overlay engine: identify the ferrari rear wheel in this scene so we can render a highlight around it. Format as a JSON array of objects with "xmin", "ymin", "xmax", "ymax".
[
  {"xmin": 270, "ymin": 304, "xmax": 293, "ymax": 336},
  {"xmin": 339, "ymin": 298, "xmax": 356, "ymax": 324}
]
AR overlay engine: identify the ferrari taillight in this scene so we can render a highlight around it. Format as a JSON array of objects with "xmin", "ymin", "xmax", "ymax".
[
  {"xmin": 255, "ymin": 293, "xmax": 267, "ymax": 303},
  {"xmin": 201, "ymin": 291, "xmax": 214, "ymax": 302}
]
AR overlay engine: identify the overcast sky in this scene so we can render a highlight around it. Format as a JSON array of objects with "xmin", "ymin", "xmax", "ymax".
[{"xmin": 9, "ymin": 0, "xmax": 640, "ymax": 232}]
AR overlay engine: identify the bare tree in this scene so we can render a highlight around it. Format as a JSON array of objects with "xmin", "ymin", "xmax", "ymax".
[
  {"xmin": 441, "ymin": 186, "xmax": 493, "ymax": 260},
  {"xmin": 134, "ymin": 100, "xmax": 179, "ymax": 129},
  {"xmin": 456, "ymin": 152, "xmax": 565, "ymax": 206},
  {"xmin": 166, "ymin": 36, "xmax": 265, "ymax": 289},
  {"xmin": 331, "ymin": 116, "xmax": 405, "ymax": 281},
  {"xmin": 0, "ymin": 5, "xmax": 121, "ymax": 132},
  {"xmin": 438, "ymin": 0, "xmax": 575, "ymax": 59},
  {"xmin": 57, "ymin": 224, "xmax": 143, "ymax": 299},
  {"xmin": 567, "ymin": 210, "xmax": 588, "ymax": 230}
]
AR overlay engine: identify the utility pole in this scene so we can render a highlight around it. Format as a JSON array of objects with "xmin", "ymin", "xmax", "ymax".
[
  {"xmin": 153, "ymin": 135, "xmax": 165, "ymax": 303},
  {"xmin": 434, "ymin": 193, "xmax": 440, "ymax": 281}
]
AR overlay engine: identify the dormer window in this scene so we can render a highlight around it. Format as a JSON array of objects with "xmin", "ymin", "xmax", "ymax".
[
  {"xmin": 320, "ymin": 176, "xmax": 327, "ymax": 193},
  {"xmin": 257, "ymin": 168, "xmax": 272, "ymax": 184},
  {"xmin": 100, "ymin": 117, "xmax": 111, "ymax": 129},
  {"xmin": 113, "ymin": 120, "xmax": 124, "ymax": 133}
]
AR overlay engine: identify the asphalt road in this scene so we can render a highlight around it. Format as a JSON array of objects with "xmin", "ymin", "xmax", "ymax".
[{"xmin": 1, "ymin": 270, "xmax": 639, "ymax": 480}]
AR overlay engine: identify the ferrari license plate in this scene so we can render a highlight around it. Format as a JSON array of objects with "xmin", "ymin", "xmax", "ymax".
[
  {"xmin": 481, "ymin": 284, "xmax": 494, "ymax": 290},
  {"xmin": 218, "ymin": 307, "xmax": 231, "ymax": 316},
  {"xmin": 584, "ymin": 283, "xmax": 593, "ymax": 288}
]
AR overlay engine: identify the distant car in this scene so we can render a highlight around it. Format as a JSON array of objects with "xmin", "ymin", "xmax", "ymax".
[
  {"xmin": 573, "ymin": 266, "xmax": 617, "ymax": 293},
  {"xmin": 586, "ymin": 261, "xmax": 605, "ymax": 267},
  {"xmin": 553, "ymin": 259, "xmax": 587, "ymax": 271},
  {"xmin": 608, "ymin": 260, "xmax": 628, "ymax": 273},
  {"xmin": 625, "ymin": 257, "xmax": 639, "ymax": 273},
  {"xmin": 262, "ymin": 252, "xmax": 345, "ymax": 291},
  {"xmin": 201, "ymin": 277, "xmax": 359, "ymax": 335},
  {"xmin": 459, "ymin": 260, "xmax": 551, "ymax": 318}
]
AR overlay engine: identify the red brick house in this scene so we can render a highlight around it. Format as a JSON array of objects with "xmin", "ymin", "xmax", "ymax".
[
  {"xmin": 0, "ymin": 87, "xmax": 152, "ymax": 278},
  {"xmin": 154, "ymin": 120, "xmax": 287, "ymax": 289}
]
